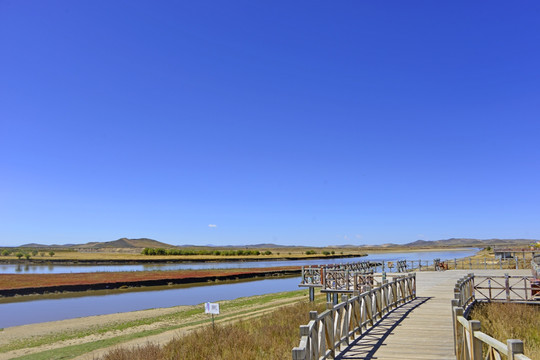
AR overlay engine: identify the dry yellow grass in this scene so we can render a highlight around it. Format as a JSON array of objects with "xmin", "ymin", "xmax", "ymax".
[
  {"xmin": 470, "ymin": 302, "xmax": 540, "ymax": 359},
  {"xmin": 100, "ymin": 299, "xmax": 325, "ymax": 360}
]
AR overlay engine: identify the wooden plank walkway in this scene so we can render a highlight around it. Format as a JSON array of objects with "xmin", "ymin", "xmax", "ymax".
[{"xmin": 336, "ymin": 269, "xmax": 530, "ymax": 360}]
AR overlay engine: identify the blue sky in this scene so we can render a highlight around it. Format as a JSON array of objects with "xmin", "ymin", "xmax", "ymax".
[{"xmin": 1, "ymin": 1, "xmax": 539, "ymax": 247}]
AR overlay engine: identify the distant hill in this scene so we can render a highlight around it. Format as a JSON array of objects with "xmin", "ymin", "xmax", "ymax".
[
  {"xmin": 16, "ymin": 237, "xmax": 537, "ymax": 250},
  {"xmin": 75, "ymin": 238, "xmax": 174, "ymax": 249},
  {"xmin": 19, "ymin": 238, "xmax": 175, "ymax": 249},
  {"xmin": 403, "ymin": 238, "xmax": 535, "ymax": 247}
]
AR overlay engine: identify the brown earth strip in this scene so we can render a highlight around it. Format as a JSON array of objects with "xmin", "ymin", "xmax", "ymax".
[{"xmin": 0, "ymin": 267, "xmax": 300, "ymax": 297}]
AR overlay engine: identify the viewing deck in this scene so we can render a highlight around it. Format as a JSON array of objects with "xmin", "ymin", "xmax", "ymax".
[
  {"xmin": 294, "ymin": 269, "xmax": 532, "ymax": 360},
  {"xmin": 339, "ymin": 270, "xmax": 531, "ymax": 360}
]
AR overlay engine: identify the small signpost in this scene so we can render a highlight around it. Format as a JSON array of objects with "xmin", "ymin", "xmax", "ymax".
[{"xmin": 205, "ymin": 302, "xmax": 220, "ymax": 329}]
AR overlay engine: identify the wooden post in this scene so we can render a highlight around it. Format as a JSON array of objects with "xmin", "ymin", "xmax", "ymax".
[
  {"xmin": 292, "ymin": 347, "xmax": 305, "ymax": 360},
  {"xmin": 451, "ymin": 300, "xmax": 459, "ymax": 355},
  {"xmin": 454, "ymin": 258, "xmax": 457, "ymax": 270},
  {"xmin": 469, "ymin": 320, "xmax": 482, "ymax": 360},
  {"xmin": 507, "ymin": 339, "xmax": 525, "ymax": 360},
  {"xmin": 453, "ymin": 307, "xmax": 464, "ymax": 357},
  {"xmin": 309, "ymin": 287, "xmax": 315, "ymax": 302},
  {"xmin": 333, "ymin": 293, "xmax": 338, "ymax": 305},
  {"xmin": 505, "ymin": 273, "xmax": 511, "ymax": 301}
]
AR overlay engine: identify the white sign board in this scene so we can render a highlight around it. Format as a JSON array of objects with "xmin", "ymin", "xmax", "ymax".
[{"xmin": 205, "ymin": 302, "xmax": 220, "ymax": 315}]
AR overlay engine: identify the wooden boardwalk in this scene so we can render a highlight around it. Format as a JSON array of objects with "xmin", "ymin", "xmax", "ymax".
[{"xmin": 336, "ymin": 269, "xmax": 530, "ymax": 360}]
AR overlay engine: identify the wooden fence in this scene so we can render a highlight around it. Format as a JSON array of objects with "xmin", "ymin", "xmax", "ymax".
[
  {"xmin": 451, "ymin": 273, "xmax": 534, "ymax": 360},
  {"xmin": 532, "ymin": 256, "xmax": 540, "ymax": 279},
  {"xmin": 292, "ymin": 273, "xmax": 416, "ymax": 360},
  {"xmin": 299, "ymin": 261, "xmax": 380, "ymax": 287},
  {"xmin": 391, "ymin": 257, "xmax": 533, "ymax": 273},
  {"xmin": 321, "ymin": 269, "xmax": 374, "ymax": 293}
]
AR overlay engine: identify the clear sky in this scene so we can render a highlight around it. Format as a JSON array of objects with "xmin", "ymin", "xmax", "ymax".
[{"xmin": 1, "ymin": 1, "xmax": 539, "ymax": 247}]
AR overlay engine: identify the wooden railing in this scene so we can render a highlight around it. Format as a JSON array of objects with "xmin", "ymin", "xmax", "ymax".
[
  {"xmin": 299, "ymin": 261, "xmax": 380, "ymax": 287},
  {"xmin": 451, "ymin": 274, "xmax": 533, "ymax": 360},
  {"xmin": 532, "ymin": 255, "xmax": 540, "ymax": 279},
  {"xmin": 322, "ymin": 269, "xmax": 374, "ymax": 293},
  {"xmin": 396, "ymin": 257, "xmax": 532, "ymax": 272},
  {"xmin": 292, "ymin": 273, "xmax": 416, "ymax": 360}
]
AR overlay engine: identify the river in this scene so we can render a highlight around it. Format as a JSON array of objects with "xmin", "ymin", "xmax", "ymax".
[
  {"xmin": 0, "ymin": 249, "xmax": 477, "ymax": 274},
  {"xmin": 0, "ymin": 249, "xmax": 477, "ymax": 328}
]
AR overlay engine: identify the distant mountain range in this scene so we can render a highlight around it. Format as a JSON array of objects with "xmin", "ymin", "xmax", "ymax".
[{"xmin": 16, "ymin": 237, "xmax": 537, "ymax": 249}]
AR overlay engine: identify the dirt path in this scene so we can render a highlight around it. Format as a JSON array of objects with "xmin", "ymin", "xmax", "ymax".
[{"xmin": 0, "ymin": 292, "xmax": 308, "ymax": 360}]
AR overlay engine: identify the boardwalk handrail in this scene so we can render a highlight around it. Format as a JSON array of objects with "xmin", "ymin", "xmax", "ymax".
[
  {"xmin": 451, "ymin": 274, "xmax": 532, "ymax": 360},
  {"xmin": 299, "ymin": 261, "xmax": 380, "ymax": 287},
  {"xmin": 321, "ymin": 269, "xmax": 374, "ymax": 293},
  {"xmin": 292, "ymin": 273, "xmax": 416, "ymax": 360},
  {"xmin": 532, "ymin": 255, "xmax": 540, "ymax": 278}
]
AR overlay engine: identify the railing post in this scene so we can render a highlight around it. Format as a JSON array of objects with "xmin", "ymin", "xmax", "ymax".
[
  {"xmin": 505, "ymin": 273, "xmax": 511, "ymax": 301},
  {"xmin": 451, "ymin": 300, "xmax": 459, "ymax": 355},
  {"xmin": 507, "ymin": 339, "xmax": 525, "ymax": 360},
  {"xmin": 469, "ymin": 320, "xmax": 482, "ymax": 360},
  {"xmin": 292, "ymin": 347, "xmax": 305, "ymax": 360},
  {"xmin": 453, "ymin": 307, "xmax": 464, "ymax": 358},
  {"xmin": 309, "ymin": 287, "xmax": 315, "ymax": 302}
]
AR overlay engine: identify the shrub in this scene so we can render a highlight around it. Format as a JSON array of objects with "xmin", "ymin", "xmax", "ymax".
[
  {"xmin": 322, "ymin": 251, "xmax": 330, "ymax": 256},
  {"xmin": 15, "ymin": 252, "xmax": 23, "ymax": 260},
  {"xmin": 24, "ymin": 253, "xmax": 31, "ymax": 260},
  {"xmin": 264, "ymin": 250, "xmax": 272, "ymax": 255},
  {"xmin": 31, "ymin": 250, "xmax": 38, "ymax": 256},
  {"xmin": 1, "ymin": 249, "xmax": 10, "ymax": 256},
  {"xmin": 49, "ymin": 251, "xmax": 55, "ymax": 257}
]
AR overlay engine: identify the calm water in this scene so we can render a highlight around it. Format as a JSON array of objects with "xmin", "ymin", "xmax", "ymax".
[
  {"xmin": 0, "ymin": 277, "xmax": 301, "ymax": 328},
  {"xmin": 0, "ymin": 249, "xmax": 478, "ymax": 274},
  {"xmin": 0, "ymin": 249, "xmax": 478, "ymax": 328}
]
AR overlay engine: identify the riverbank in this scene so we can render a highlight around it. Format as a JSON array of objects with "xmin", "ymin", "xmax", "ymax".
[
  {"xmin": 0, "ymin": 252, "xmax": 365, "ymax": 265},
  {"xmin": 0, "ymin": 289, "xmax": 315, "ymax": 360},
  {"xmin": 0, "ymin": 267, "xmax": 300, "ymax": 297}
]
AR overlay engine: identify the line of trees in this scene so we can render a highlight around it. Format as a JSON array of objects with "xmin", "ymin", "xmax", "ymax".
[
  {"xmin": 141, "ymin": 248, "xmax": 272, "ymax": 256},
  {"xmin": 0, "ymin": 248, "xmax": 55, "ymax": 259}
]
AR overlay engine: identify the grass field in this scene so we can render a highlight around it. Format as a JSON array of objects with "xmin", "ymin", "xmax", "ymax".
[
  {"xmin": 0, "ymin": 246, "xmax": 367, "ymax": 262},
  {"xmin": 100, "ymin": 296, "xmax": 326, "ymax": 360},
  {"xmin": 470, "ymin": 302, "xmax": 540, "ymax": 359}
]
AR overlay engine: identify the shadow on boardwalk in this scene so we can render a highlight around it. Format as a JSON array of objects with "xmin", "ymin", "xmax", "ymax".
[{"xmin": 337, "ymin": 297, "xmax": 431, "ymax": 360}]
